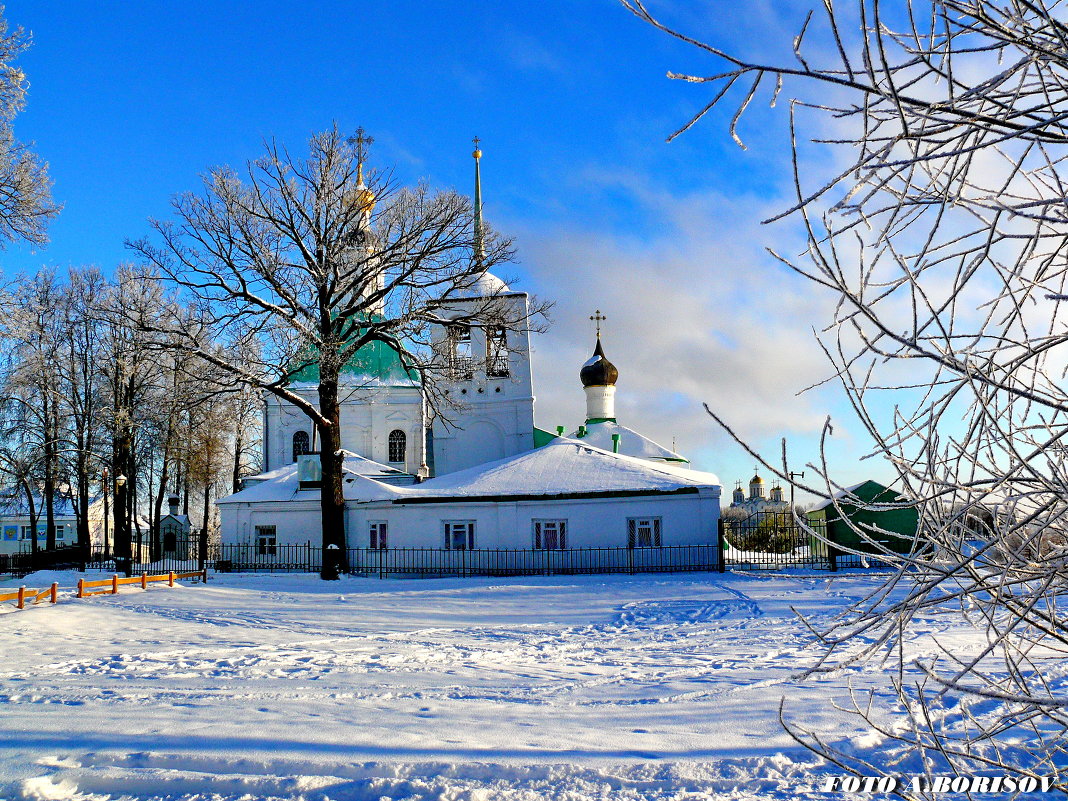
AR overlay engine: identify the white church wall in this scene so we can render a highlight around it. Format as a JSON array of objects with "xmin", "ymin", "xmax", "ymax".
[
  {"xmin": 346, "ymin": 489, "xmax": 720, "ymax": 551},
  {"xmin": 221, "ymin": 500, "xmax": 323, "ymax": 549},
  {"xmin": 223, "ymin": 488, "xmax": 721, "ymax": 565},
  {"xmin": 263, "ymin": 385, "xmax": 424, "ymax": 473}
]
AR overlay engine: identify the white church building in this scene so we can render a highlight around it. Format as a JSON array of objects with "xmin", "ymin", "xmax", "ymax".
[{"xmin": 218, "ymin": 145, "xmax": 721, "ymax": 558}]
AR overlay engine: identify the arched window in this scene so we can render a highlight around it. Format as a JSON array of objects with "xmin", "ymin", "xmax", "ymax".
[
  {"xmin": 448, "ymin": 324, "xmax": 473, "ymax": 379},
  {"xmin": 292, "ymin": 430, "xmax": 310, "ymax": 462},
  {"xmin": 486, "ymin": 326, "xmax": 509, "ymax": 377},
  {"xmin": 388, "ymin": 429, "xmax": 406, "ymax": 463}
]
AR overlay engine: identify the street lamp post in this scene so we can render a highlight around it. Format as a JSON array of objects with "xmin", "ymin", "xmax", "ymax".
[
  {"xmin": 101, "ymin": 468, "xmax": 109, "ymax": 557},
  {"xmin": 114, "ymin": 473, "xmax": 129, "ymax": 576}
]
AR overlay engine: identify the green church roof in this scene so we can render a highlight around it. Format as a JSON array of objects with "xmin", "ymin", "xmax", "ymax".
[{"xmin": 287, "ymin": 320, "xmax": 420, "ymax": 387}]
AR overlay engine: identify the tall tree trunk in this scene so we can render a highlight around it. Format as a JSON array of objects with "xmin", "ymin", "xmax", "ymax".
[
  {"xmin": 317, "ymin": 375, "xmax": 346, "ymax": 579},
  {"xmin": 200, "ymin": 480, "xmax": 211, "ymax": 571},
  {"xmin": 75, "ymin": 437, "xmax": 91, "ymax": 561},
  {"xmin": 232, "ymin": 429, "xmax": 243, "ymax": 494},
  {"xmin": 43, "ymin": 391, "xmax": 57, "ymax": 551},
  {"xmin": 21, "ymin": 478, "xmax": 38, "ymax": 558}
]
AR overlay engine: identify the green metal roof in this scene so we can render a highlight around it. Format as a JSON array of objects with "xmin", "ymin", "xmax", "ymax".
[{"xmin": 287, "ymin": 321, "xmax": 419, "ymax": 386}]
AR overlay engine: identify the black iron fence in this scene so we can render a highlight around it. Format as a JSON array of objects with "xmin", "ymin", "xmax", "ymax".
[
  {"xmin": 3, "ymin": 518, "xmax": 897, "ymax": 578},
  {"xmin": 75, "ymin": 540, "xmax": 727, "ymax": 577},
  {"xmin": 0, "ymin": 544, "xmax": 86, "ymax": 577},
  {"xmin": 720, "ymin": 509, "xmax": 896, "ymax": 571}
]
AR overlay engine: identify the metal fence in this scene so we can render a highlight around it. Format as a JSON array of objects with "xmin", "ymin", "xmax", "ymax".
[
  {"xmin": 346, "ymin": 543, "xmax": 723, "ymax": 577},
  {"xmin": 3, "ymin": 519, "xmax": 898, "ymax": 578},
  {"xmin": 721, "ymin": 509, "xmax": 896, "ymax": 571},
  {"xmin": 0, "ymin": 544, "xmax": 86, "ymax": 577},
  {"xmin": 75, "ymin": 539, "xmax": 726, "ymax": 577}
]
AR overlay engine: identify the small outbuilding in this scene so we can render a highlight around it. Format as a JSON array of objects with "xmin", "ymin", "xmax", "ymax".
[
  {"xmin": 159, "ymin": 494, "xmax": 192, "ymax": 559},
  {"xmin": 807, "ymin": 480, "xmax": 919, "ymax": 556}
]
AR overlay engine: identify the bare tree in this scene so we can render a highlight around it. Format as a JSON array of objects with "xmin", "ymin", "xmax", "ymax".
[
  {"xmin": 0, "ymin": 8, "xmax": 57, "ymax": 246},
  {"xmin": 57, "ymin": 267, "xmax": 107, "ymax": 560},
  {"xmin": 1, "ymin": 271, "xmax": 64, "ymax": 550},
  {"xmin": 128, "ymin": 126, "xmax": 546, "ymax": 579},
  {"xmin": 96, "ymin": 267, "xmax": 166, "ymax": 568},
  {"xmin": 626, "ymin": 0, "xmax": 1068, "ymax": 792}
]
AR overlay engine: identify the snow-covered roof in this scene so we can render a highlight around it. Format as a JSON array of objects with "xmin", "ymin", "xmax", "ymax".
[
  {"xmin": 220, "ymin": 440, "xmax": 720, "ymax": 508},
  {"xmin": 0, "ymin": 490, "xmax": 103, "ymax": 518},
  {"xmin": 217, "ymin": 453, "xmax": 415, "ymax": 506},
  {"xmin": 381, "ymin": 437, "xmax": 718, "ymax": 502},
  {"xmin": 451, "ymin": 271, "xmax": 510, "ymax": 299},
  {"xmin": 570, "ymin": 422, "xmax": 686, "ymax": 463}
]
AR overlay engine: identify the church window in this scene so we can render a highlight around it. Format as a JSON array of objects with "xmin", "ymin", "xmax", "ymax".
[
  {"xmin": 448, "ymin": 325, "xmax": 473, "ymax": 380},
  {"xmin": 627, "ymin": 517, "xmax": 662, "ymax": 548},
  {"xmin": 255, "ymin": 525, "xmax": 277, "ymax": 556},
  {"xmin": 369, "ymin": 521, "xmax": 388, "ymax": 549},
  {"xmin": 443, "ymin": 520, "xmax": 475, "ymax": 550},
  {"xmin": 292, "ymin": 430, "xmax": 310, "ymax": 462},
  {"xmin": 533, "ymin": 519, "xmax": 567, "ymax": 550},
  {"xmin": 388, "ymin": 429, "xmax": 406, "ymax": 463},
  {"xmin": 486, "ymin": 326, "xmax": 509, "ymax": 377}
]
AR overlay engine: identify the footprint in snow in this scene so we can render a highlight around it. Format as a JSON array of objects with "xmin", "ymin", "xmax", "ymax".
[{"xmin": 615, "ymin": 599, "xmax": 762, "ymax": 626}]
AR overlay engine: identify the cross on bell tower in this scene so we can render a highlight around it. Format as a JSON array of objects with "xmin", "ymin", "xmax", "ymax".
[{"xmin": 348, "ymin": 127, "xmax": 374, "ymax": 166}]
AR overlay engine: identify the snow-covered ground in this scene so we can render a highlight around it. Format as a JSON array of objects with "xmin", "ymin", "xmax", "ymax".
[{"xmin": 0, "ymin": 569, "xmax": 1044, "ymax": 800}]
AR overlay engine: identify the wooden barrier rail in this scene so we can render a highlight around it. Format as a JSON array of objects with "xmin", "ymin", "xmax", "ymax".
[
  {"xmin": 77, "ymin": 570, "xmax": 207, "ymax": 598},
  {"xmin": 1, "ymin": 570, "xmax": 206, "ymax": 611},
  {"xmin": 0, "ymin": 583, "xmax": 58, "ymax": 609}
]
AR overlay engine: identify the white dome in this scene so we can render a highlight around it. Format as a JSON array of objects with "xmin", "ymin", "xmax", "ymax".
[{"xmin": 454, "ymin": 271, "xmax": 509, "ymax": 298}]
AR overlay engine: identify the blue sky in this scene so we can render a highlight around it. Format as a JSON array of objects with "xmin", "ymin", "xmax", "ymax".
[{"xmin": 3, "ymin": 1, "xmax": 885, "ymax": 502}]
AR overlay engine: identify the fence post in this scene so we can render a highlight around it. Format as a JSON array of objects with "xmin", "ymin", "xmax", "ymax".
[
  {"xmin": 717, "ymin": 520, "xmax": 726, "ymax": 573},
  {"xmin": 141, "ymin": 572, "xmax": 148, "ymax": 590},
  {"xmin": 50, "ymin": 582, "xmax": 57, "ymax": 604},
  {"xmin": 16, "ymin": 586, "xmax": 25, "ymax": 609},
  {"xmin": 111, "ymin": 574, "xmax": 119, "ymax": 594},
  {"xmin": 77, "ymin": 578, "xmax": 84, "ymax": 599},
  {"xmin": 168, "ymin": 571, "xmax": 175, "ymax": 587},
  {"xmin": 201, "ymin": 568, "xmax": 208, "ymax": 584}
]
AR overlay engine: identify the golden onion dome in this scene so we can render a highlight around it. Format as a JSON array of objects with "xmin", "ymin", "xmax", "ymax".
[
  {"xmin": 750, "ymin": 473, "xmax": 764, "ymax": 485},
  {"xmin": 347, "ymin": 163, "xmax": 376, "ymax": 213}
]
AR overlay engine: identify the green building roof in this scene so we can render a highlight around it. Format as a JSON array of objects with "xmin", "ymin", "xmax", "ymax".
[{"xmin": 287, "ymin": 321, "xmax": 419, "ymax": 387}]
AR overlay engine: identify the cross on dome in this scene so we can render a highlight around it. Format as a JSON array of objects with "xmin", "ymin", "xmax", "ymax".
[
  {"xmin": 349, "ymin": 127, "xmax": 374, "ymax": 166},
  {"xmin": 590, "ymin": 309, "xmax": 607, "ymax": 338}
]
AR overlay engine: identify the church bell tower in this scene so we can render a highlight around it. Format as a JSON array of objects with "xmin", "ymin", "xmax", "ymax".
[{"xmin": 430, "ymin": 140, "xmax": 535, "ymax": 475}]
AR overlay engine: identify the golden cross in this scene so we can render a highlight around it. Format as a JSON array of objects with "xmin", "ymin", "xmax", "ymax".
[
  {"xmin": 590, "ymin": 309, "xmax": 606, "ymax": 337},
  {"xmin": 348, "ymin": 127, "xmax": 374, "ymax": 164}
]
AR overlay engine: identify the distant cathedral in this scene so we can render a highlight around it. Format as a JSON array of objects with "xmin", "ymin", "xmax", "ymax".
[{"xmin": 729, "ymin": 472, "xmax": 788, "ymax": 513}]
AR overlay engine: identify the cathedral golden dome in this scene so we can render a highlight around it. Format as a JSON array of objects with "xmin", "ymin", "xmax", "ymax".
[{"xmin": 347, "ymin": 162, "xmax": 375, "ymax": 213}]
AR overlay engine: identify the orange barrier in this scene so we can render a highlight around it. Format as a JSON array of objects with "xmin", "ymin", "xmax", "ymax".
[
  {"xmin": 0, "ymin": 583, "xmax": 58, "ymax": 609},
  {"xmin": 76, "ymin": 570, "xmax": 207, "ymax": 598},
  {"xmin": 1, "ymin": 570, "xmax": 206, "ymax": 611}
]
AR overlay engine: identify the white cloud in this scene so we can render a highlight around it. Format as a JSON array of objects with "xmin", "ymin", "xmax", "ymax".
[{"xmin": 502, "ymin": 170, "xmax": 844, "ymax": 476}]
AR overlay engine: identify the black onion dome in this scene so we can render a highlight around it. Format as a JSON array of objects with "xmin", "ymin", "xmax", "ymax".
[{"xmin": 580, "ymin": 338, "xmax": 619, "ymax": 387}]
